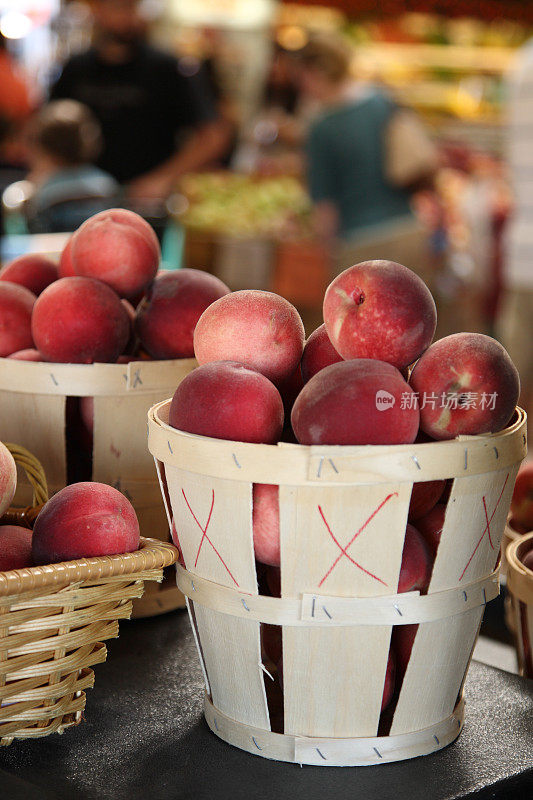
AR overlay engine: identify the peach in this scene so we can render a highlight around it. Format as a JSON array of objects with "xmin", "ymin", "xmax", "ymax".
[
  {"xmin": 408, "ymin": 480, "xmax": 445, "ymax": 521},
  {"xmin": 397, "ymin": 523, "xmax": 432, "ymax": 593},
  {"xmin": 277, "ymin": 365, "xmax": 303, "ymax": 423},
  {"xmin": 0, "ymin": 282, "xmax": 36, "ymax": 356},
  {"xmin": 510, "ymin": 463, "xmax": 533, "ymax": 532},
  {"xmin": 0, "ymin": 441, "xmax": 17, "ymax": 517},
  {"xmin": 381, "ymin": 651, "xmax": 396, "ymax": 712},
  {"xmin": 169, "ymin": 361, "xmax": 284, "ymax": 444},
  {"xmin": 32, "ymin": 482, "xmax": 140, "ymax": 565},
  {"xmin": 7, "ymin": 348, "xmax": 43, "ymax": 361},
  {"xmin": 410, "ymin": 333, "xmax": 520, "ymax": 439},
  {"xmin": 0, "ymin": 254, "xmax": 58, "ymax": 295},
  {"xmin": 323, "ymin": 260, "xmax": 436, "ymax": 369},
  {"xmin": 193, "ymin": 290, "xmax": 305, "ymax": 384},
  {"xmin": 417, "ymin": 503, "xmax": 446, "ymax": 555},
  {"xmin": 0, "ymin": 526, "xmax": 33, "ymax": 570},
  {"xmin": 265, "ymin": 565, "xmax": 281, "ymax": 597},
  {"xmin": 32, "ymin": 276, "xmax": 130, "ymax": 363},
  {"xmin": 301, "ymin": 323, "xmax": 342, "ymax": 383},
  {"xmin": 291, "ymin": 359, "xmax": 419, "ymax": 446},
  {"xmin": 262, "ymin": 624, "xmax": 282, "ymax": 664},
  {"xmin": 135, "ymin": 269, "xmax": 230, "ymax": 359},
  {"xmin": 79, "ymin": 396, "xmax": 94, "ymax": 447},
  {"xmin": 253, "ymin": 483, "xmax": 280, "ymax": 566},
  {"xmin": 392, "ymin": 624, "xmax": 417, "ymax": 677},
  {"xmin": 58, "ymin": 236, "xmax": 75, "ymax": 278},
  {"xmin": 70, "ymin": 208, "xmax": 160, "ymax": 298}
]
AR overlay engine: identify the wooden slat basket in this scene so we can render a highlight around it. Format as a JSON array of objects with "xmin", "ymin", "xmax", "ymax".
[
  {"xmin": 506, "ymin": 532, "xmax": 533, "ymax": 678},
  {"xmin": 0, "ymin": 357, "xmax": 195, "ymax": 616},
  {"xmin": 0, "ymin": 442, "xmax": 177, "ymax": 744},
  {"xmin": 148, "ymin": 400, "xmax": 526, "ymax": 767}
]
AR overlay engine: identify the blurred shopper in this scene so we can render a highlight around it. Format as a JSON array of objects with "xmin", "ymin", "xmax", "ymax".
[
  {"xmin": 498, "ymin": 40, "xmax": 533, "ymax": 428},
  {"xmin": 24, "ymin": 100, "xmax": 119, "ymax": 232},
  {"xmin": 294, "ymin": 34, "xmax": 434, "ymax": 283},
  {"xmin": 50, "ymin": 0, "xmax": 230, "ymax": 201}
]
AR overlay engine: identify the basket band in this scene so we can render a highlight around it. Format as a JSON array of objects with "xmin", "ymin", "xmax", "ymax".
[
  {"xmin": 176, "ymin": 564, "xmax": 499, "ymax": 626},
  {"xmin": 506, "ymin": 533, "xmax": 533, "ymax": 604},
  {"xmin": 204, "ymin": 693, "xmax": 465, "ymax": 766}
]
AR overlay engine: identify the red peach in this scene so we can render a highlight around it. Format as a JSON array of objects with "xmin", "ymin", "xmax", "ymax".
[
  {"xmin": 277, "ymin": 365, "xmax": 304, "ymax": 422},
  {"xmin": 510, "ymin": 463, "xmax": 533, "ymax": 532},
  {"xmin": 382, "ymin": 651, "xmax": 396, "ymax": 712},
  {"xmin": 410, "ymin": 333, "xmax": 520, "ymax": 439},
  {"xmin": 0, "ymin": 282, "xmax": 36, "ymax": 356},
  {"xmin": 392, "ymin": 624, "xmax": 418, "ymax": 677},
  {"xmin": 0, "ymin": 254, "xmax": 58, "ymax": 295},
  {"xmin": 32, "ymin": 482, "xmax": 140, "ymax": 565},
  {"xmin": 31, "ymin": 277, "xmax": 130, "ymax": 363},
  {"xmin": 193, "ymin": 290, "xmax": 305, "ymax": 384},
  {"xmin": 323, "ymin": 260, "xmax": 436, "ymax": 369},
  {"xmin": 0, "ymin": 441, "xmax": 17, "ymax": 517},
  {"xmin": 79, "ymin": 396, "xmax": 94, "ymax": 446},
  {"xmin": 253, "ymin": 483, "xmax": 280, "ymax": 566},
  {"xmin": 291, "ymin": 359, "xmax": 419, "ymax": 446},
  {"xmin": 398, "ymin": 523, "xmax": 432, "ymax": 593},
  {"xmin": 58, "ymin": 236, "xmax": 75, "ymax": 278},
  {"xmin": 408, "ymin": 480, "xmax": 445, "ymax": 521},
  {"xmin": 70, "ymin": 208, "xmax": 160, "ymax": 298},
  {"xmin": 135, "ymin": 269, "xmax": 230, "ymax": 359},
  {"xmin": 301, "ymin": 323, "xmax": 343, "ymax": 383},
  {"xmin": 169, "ymin": 361, "xmax": 284, "ymax": 444},
  {"xmin": 7, "ymin": 348, "xmax": 43, "ymax": 361},
  {"xmin": 417, "ymin": 503, "xmax": 446, "ymax": 555},
  {"xmin": 0, "ymin": 526, "xmax": 33, "ymax": 570}
]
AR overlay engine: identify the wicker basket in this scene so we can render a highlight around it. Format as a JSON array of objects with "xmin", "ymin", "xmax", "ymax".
[
  {"xmin": 506, "ymin": 531, "xmax": 533, "ymax": 678},
  {"xmin": 0, "ymin": 358, "xmax": 194, "ymax": 616},
  {"xmin": 0, "ymin": 443, "xmax": 177, "ymax": 744},
  {"xmin": 148, "ymin": 401, "xmax": 526, "ymax": 766}
]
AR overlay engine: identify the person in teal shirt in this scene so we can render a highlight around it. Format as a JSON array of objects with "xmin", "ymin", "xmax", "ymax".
[{"xmin": 294, "ymin": 34, "xmax": 431, "ymax": 283}]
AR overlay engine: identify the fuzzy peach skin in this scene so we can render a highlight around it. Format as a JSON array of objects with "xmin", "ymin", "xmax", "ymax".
[
  {"xmin": 0, "ymin": 254, "xmax": 58, "ymax": 295},
  {"xmin": 410, "ymin": 333, "xmax": 520, "ymax": 439},
  {"xmin": 291, "ymin": 359, "xmax": 419, "ymax": 446},
  {"xmin": 135, "ymin": 269, "xmax": 230, "ymax": 359},
  {"xmin": 397, "ymin": 523, "xmax": 432, "ymax": 593},
  {"xmin": 301, "ymin": 323, "xmax": 343, "ymax": 383},
  {"xmin": 70, "ymin": 208, "xmax": 160, "ymax": 298},
  {"xmin": 253, "ymin": 483, "xmax": 280, "ymax": 566},
  {"xmin": 510, "ymin": 462, "xmax": 533, "ymax": 531},
  {"xmin": 0, "ymin": 281, "xmax": 36, "ymax": 357},
  {"xmin": 169, "ymin": 361, "xmax": 284, "ymax": 444},
  {"xmin": 7, "ymin": 348, "xmax": 43, "ymax": 361},
  {"xmin": 0, "ymin": 441, "xmax": 17, "ymax": 517},
  {"xmin": 32, "ymin": 276, "xmax": 130, "ymax": 363},
  {"xmin": 408, "ymin": 480, "xmax": 445, "ymax": 521},
  {"xmin": 193, "ymin": 290, "xmax": 305, "ymax": 384},
  {"xmin": 32, "ymin": 482, "xmax": 140, "ymax": 565},
  {"xmin": 323, "ymin": 260, "xmax": 437, "ymax": 369},
  {"xmin": 417, "ymin": 503, "xmax": 446, "ymax": 555},
  {"xmin": 0, "ymin": 526, "xmax": 33, "ymax": 570},
  {"xmin": 58, "ymin": 236, "xmax": 75, "ymax": 278}
]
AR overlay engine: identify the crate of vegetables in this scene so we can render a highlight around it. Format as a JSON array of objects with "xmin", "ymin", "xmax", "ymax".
[
  {"xmin": 148, "ymin": 263, "xmax": 526, "ymax": 766},
  {"xmin": 0, "ymin": 210, "xmax": 230, "ymax": 614},
  {"xmin": 0, "ymin": 441, "xmax": 177, "ymax": 744}
]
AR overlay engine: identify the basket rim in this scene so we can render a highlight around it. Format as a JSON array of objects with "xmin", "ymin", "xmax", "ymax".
[
  {"xmin": 0, "ymin": 537, "xmax": 177, "ymax": 597},
  {"xmin": 506, "ymin": 531, "xmax": 533, "ymax": 605}
]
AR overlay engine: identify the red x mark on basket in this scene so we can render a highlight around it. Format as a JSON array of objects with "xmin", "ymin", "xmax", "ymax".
[
  {"xmin": 459, "ymin": 473, "xmax": 509, "ymax": 581},
  {"xmin": 181, "ymin": 488, "xmax": 239, "ymax": 587},
  {"xmin": 317, "ymin": 493, "xmax": 398, "ymax": 588}
]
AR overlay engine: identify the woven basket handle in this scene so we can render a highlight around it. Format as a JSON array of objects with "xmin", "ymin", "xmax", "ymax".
[{"xmin": 1, "ymin": 443, "xmax": 49, "ymax": 528}]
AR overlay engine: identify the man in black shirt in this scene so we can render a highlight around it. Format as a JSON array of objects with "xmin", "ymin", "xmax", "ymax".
[{"xmin": 50, "ymin": 0, "xmax": 230, "ymax": 200}]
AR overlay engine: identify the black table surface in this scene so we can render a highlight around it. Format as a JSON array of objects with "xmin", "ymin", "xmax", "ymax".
[{"xmin": 1, "ymin": 609, "xmax": 532, "ymax": 800}]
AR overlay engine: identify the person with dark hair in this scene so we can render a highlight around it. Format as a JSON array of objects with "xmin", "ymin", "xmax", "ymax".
[
  {"xmin": 24, "ymin": 100, "xmax": 119, "ymax": 232},
  {"xmin": 50, "ymin": 0, "xmax": 231, "ymax": 200}
]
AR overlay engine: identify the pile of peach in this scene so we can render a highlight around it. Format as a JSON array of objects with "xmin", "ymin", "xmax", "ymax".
[
  {"xmin": 0, "ymin": 441, "xmax": 140, "ymax": 571},
  {"xmin": 167, "ymin": 258, "xmax": 520, "ymax": 721}
]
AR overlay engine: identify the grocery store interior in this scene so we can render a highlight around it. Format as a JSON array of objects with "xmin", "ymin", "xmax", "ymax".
[{"xmin": 0, "ymin": 2, "xmax": 532, "ymax": 795}]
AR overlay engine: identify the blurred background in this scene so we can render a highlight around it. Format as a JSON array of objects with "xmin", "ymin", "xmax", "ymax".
[{"xmin": 0, "ymin": 0, "xmax": 532, "ymax": 430}]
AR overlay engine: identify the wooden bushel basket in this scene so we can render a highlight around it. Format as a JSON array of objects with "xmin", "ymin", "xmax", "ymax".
[
  {"xmin": 148, "ymin": 401, "xmax": 526, "ymax": 766},
  {"xmin": 506, "ymin": 532, "xmax": 533, "ymax": 678},
  {"xmin": 0, "ymin": 357, "xmax": 195, "ymax": 616}
]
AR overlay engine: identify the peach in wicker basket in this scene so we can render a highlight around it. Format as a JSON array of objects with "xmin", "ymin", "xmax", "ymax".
[{"xmin": 0, "ymin": 443, "xmax": 177, "ymax": 745}]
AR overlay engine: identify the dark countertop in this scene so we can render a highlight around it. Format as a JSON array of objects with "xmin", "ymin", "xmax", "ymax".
[{"xmin": 1, "ymin": 609, "xmax": 532, "ymax": 800}]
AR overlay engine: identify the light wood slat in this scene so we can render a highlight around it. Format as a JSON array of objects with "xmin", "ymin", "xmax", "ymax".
[
  {"xmin": 165, "ymin": 465, "xmax": 270, "ymax": 730},
  {"xmin": 280, "ymin": 483, "xmax": 411, "ymax": 738}
]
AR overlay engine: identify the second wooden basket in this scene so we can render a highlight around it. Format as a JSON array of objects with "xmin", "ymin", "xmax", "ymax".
[
  {"xmin": 506, "ymin": 531, "xmax": 533, "ymax": 678},
  {"xmin": 148, "ymin": 401, "xmax": 526, "ymax": 766}
]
